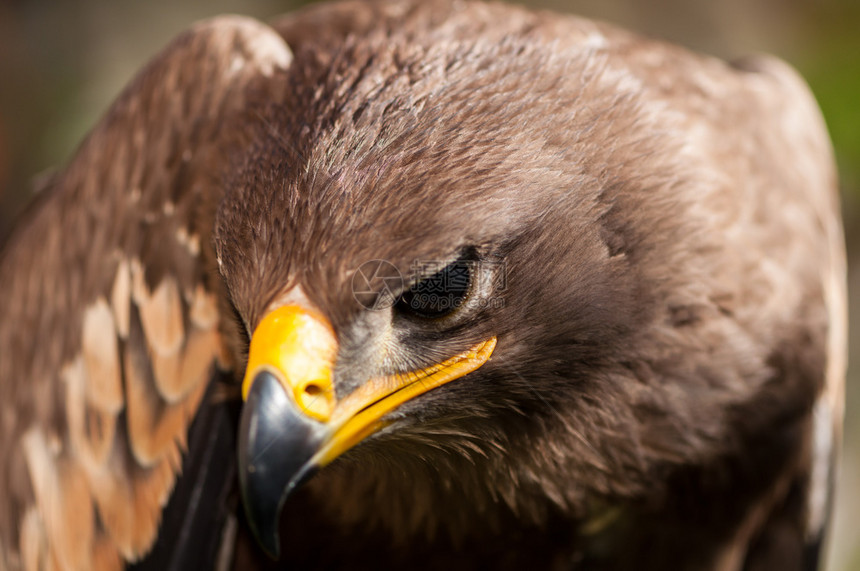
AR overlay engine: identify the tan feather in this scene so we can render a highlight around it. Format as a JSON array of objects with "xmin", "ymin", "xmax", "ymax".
[
  {"xmin": 18, "ymin": 509, "xmax": 44, "ymax": 571},
  {"xmin": 110, "ymin": 259, "xmax": 131, "ymax": 340},
  {"xmin": 91, "ymin": 539, "xmax": 122, "ymax": 571},
  {"xmin": 81, "ymin": 299, "xmax": 124, "ymax": 414},
  {"xmin": 189, "ymin": 285, "xmax": 219, "ymax": 329},
  {"xmin": 150, "ymin": 351, "xmax": 184, "ymax": 404},
  {"xmin": 152, "ymin": 327, "xmax": 219, "ymax": 403},
  {"xmin": 22, "ymin": 430, "xmax": 95, "ymax": 571},
  {"xmin": 123, "ymin": 341, "xmax": 186, "ymax": 467},
  {"xmin": 64, "ymin": 357, "xmax": 117, "ymax": 472},
  {"xmin": 134, "ymin": 273, "xmax": 185, "ymax": 358},
  {"xmin": 180, "ymin": 369, "xmax": 210, "ymax": 445},
  {"xmin": 175, "ymin": 227, "xmax": 201, "ymax": 257},
  {"xmin": 86, "ymin": 449, "xmax": 176, "ymax": 560}
]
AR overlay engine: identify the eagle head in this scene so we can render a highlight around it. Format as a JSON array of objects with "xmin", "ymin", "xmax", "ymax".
[{"xmin": 212, "ymin": 28, "xmax": 749, "ymax": 560}]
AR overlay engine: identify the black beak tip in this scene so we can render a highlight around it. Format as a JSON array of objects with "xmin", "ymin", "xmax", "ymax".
[
  {"xmin": 238, "ymin": 371, "xmax": 327, "ymax": 559},
  {"xmin": 257, "ymin": 522, "xmax": 282, "ymax": 560}
]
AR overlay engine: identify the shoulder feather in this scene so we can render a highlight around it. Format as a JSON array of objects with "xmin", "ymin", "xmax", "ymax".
[{"xmin": 0, "ymin": 15, "xmax": 291, "ymax": 570}]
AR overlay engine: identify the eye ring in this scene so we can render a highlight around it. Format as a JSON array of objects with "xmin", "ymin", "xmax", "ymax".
[{"xmin": 395, "ymin": 257, "xmax": 474, "ymax": 320}]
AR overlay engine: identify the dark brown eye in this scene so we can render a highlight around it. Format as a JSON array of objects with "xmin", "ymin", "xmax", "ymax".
[{"xmin": 395, "ymin": 259, "xmax": 472, "ymax": 319}]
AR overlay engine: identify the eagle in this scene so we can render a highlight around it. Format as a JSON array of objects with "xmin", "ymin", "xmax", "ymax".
[{"xmin": 0, "ymin": 0, "xmax": 846, "ymax": 569}]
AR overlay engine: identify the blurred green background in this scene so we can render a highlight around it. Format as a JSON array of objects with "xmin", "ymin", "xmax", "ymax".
[{"xmin": 0, "ymin": 0, "xmax": 857, "ymax": 568}]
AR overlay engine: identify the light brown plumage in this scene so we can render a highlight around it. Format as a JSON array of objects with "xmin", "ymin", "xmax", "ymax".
[{"xmin": 0, "ymin": 15, "xmax": 291, "ymax": 569}]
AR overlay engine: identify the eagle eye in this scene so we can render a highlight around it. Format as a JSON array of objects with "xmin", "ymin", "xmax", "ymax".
[{"xmin": 395, "ymin": 258, "xmax": 473, "ymax": 320}]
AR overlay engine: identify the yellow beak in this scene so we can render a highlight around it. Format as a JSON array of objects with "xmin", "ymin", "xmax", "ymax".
[{"xmin": 237, "ymin": 304, "xmax": 496, "ymax": 557}]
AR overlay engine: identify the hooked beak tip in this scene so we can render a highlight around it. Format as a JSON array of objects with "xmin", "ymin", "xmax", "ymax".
[{"xmin": 238, "ymin": 370, "xmax": 327, "ymax": 558}]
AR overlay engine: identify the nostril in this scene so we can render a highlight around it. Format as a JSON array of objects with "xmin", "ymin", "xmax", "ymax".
[
  {"xmin": 303, "ymin": 383, "xmax": 323, "ymax": 397},
  {"xmin": 296, "ymin": 380, "xmax": 334, "ymax": 422}
]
